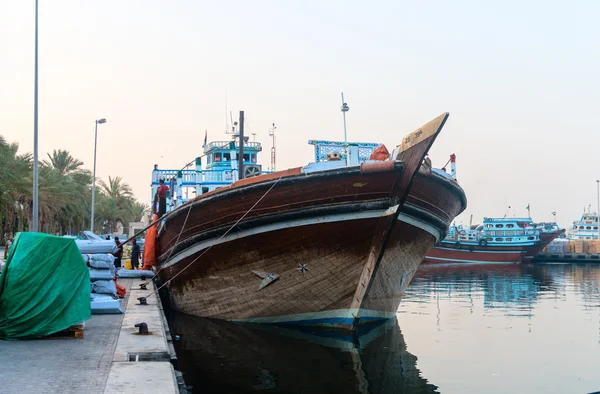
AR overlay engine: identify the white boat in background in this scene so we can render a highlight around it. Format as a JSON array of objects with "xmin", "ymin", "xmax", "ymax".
[{"xmin": 568, "ymin": 208, "xmax": 600, "ymax": 240}]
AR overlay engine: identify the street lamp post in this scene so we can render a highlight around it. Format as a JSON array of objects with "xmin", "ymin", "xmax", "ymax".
[
  {"xmin": 32, "ymin": 0, "xmax": 39, "ymax": 232},
  {"xmin": 91, "ymin": 118, "xmax": 107, "ymax": 233}
]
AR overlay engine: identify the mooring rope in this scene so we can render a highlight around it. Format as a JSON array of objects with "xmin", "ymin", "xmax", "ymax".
[{"xmin": 138, "ymin": 168, "xmax": 290, "ymax": 302}]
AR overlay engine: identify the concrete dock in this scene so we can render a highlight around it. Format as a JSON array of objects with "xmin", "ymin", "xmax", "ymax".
[
  {"xmin": 0, "ymin": 278, "xmax": 182, "ymax": 394},
  {"xmin": 533, "ymin": 252, "xmax": 600, "ymax": 263}
]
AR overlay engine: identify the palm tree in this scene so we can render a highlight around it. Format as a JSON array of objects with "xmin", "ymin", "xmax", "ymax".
[
  {"xmin": 1, "ymin": 137, "xmax": 148, "ymax": 237},
  {"xmin": 99, "ymin": 176, "xmax": 133, "ymax": 200},
  {"xmin": 129, "ymin": 201, "xmax": 149, "ymax": 222},
  {"xmin": 0, "ymin": 138, "xmax": 32, "ymax": 237},
  {"xmin": 43, "ymin": 149, "xmax": 84, "ymax": 176}
]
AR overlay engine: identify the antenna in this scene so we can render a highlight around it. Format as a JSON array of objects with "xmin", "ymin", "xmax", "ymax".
[
  {"xmin": 225, "ymin": 90, "xmax": 228, "ymax": 133},
  {"xmin": 269, "ymin": 122, "xmax": 276, "ymax": 171},
  {"xmin": 229, "ymin": 111, "xmax": 236, "ymax": 134},
  {"xmin": 341, "ymin": 93, "xmax": 349, "ymax": 143},
  {"xmin": 252, "ymin": 132, "xmax": 256, "ymax": 142}
]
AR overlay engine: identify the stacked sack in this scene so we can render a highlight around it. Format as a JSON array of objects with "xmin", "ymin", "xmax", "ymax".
[
  {"xmin": 81, "ymin": 253, "xmax": 125, "ymax": 314},
  {"xmin": 544, "ymin": 239, "xmax": 569, "ymax": 253}
]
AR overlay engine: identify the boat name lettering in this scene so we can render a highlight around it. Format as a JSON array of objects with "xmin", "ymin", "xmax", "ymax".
[{"xmin": 404, "ymin": 129, "xmax": 423, "ymax": 144}]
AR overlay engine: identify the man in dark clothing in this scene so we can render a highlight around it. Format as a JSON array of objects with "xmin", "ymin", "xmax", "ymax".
[
  {"xmin": 113, "ymin": 237, "xmax": 123, "ymax": 269},
  {"xmin": 131, "ymin": 238, "xmax": 140, "ymax": 269},
  {"xmin": 156, "ymin": 179, "xmax": 169, "ymax": 217}
]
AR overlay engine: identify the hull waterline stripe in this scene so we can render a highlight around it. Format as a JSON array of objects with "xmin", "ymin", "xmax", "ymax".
[
  {"xmin": 162, "ymin": 206, "xmax": 399, "ymax": 269},
  {"xmin": 397, "ymin": 212, "xmax": 442, "ymax": 242},
  {"xmin": 433, "ymin": 247, "xmax": 526, "ymax": 254},
  {"xmin": 424, "ymin": 256, "xmax": 521, "ymax": 264},
  {"xmin": 231, "ymin": 308, "xmax": 397, "ymax": 325}
]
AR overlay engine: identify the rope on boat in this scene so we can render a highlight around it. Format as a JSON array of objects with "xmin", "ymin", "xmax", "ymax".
[{"xmin": 139, "ymin": 168, "xmax": 291, "ymax": 302}]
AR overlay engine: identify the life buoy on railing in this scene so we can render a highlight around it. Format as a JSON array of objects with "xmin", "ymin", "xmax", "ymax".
[
  {"xmin": 478, "ymin": 238, "xmax": 488, "ymax": 247},
  {"xmin": 454, "ymin": 241, "xmax": 461, "ymax": 248}
]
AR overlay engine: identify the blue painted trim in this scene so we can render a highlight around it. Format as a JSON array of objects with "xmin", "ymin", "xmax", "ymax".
[{"xmin": 275, "ymin": 315, "xmax": 388, "ymax": 327}]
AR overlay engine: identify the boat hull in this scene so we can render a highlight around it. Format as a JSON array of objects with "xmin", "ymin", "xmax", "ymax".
[
  {"xmin": 523, "ymin": 229, "xmax": 564, "ymax": 261},
  {"xmin": 424, "ymin": 242, "xmax": 527, "ymax": 264},
  {"xmin": 360, "ymin": 170, "xmax": 467, "ymax": 315},
  {"xmin": 162, "ymin": 216, "xmax": 403, "ymax": 327},
  {"xmin": 156, "ymin": 113, "xmax": 464, "ymax": 329}
]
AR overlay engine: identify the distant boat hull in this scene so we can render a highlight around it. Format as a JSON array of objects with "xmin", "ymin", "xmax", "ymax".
[
  {"xmin": 523, "ymin": 229, "xmax": 564, "ymax": 261},
  {"xmin": 424, "ymin": 241, "xmax": 528, "ymax": 264}
]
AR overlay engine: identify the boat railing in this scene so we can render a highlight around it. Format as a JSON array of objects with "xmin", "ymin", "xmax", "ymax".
[
  {"xmin": 152, "ymin": 167, "xmax": 271, "ymax": 186},
  {"xmin": 203, "ymin": 141, "xmax": 263, "ymax": 153}
]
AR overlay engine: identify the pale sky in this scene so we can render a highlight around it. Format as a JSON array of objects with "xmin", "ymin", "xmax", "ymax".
[{"xmin": 1, "ymin": 1, "xmax": 599, "ymax": 229}]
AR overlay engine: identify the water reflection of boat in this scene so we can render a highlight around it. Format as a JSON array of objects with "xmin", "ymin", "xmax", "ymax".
[
  {"xmin": 169, "ymin": 312, "xmax": 439, "ymax": 394},
  {"xmin": 407, "ymin": 264, "xmax": 540, "ymax": 314}
]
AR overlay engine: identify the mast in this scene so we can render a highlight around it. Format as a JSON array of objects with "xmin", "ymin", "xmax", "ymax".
[
  {"xmin": 239, "ymin": 111, "xmax": 245, "ymax": 179},
  {"xmin": 269, "ymin": 123, "xmax": 276, "ymax": 171}
]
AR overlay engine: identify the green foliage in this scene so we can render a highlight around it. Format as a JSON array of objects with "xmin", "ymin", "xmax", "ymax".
[{"xmin": 0, "ymin": 138, "xmax": 148, "ymax": 239}]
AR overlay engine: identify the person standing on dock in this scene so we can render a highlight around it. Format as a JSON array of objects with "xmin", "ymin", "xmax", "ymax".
[
  {"xmin": 131, "ymin": 238, "xmax": 140, "ymax": 269},
  {"xmin": 156, "ymin": 179, "xmax": 169, "ymax": 217},
  {"xmin": 113, "ymin": 237, "xmax": 123, "ymax": 269},
  {"xmin": 3, "ymin": 237, "xmax": 12, "ymax": 260}
]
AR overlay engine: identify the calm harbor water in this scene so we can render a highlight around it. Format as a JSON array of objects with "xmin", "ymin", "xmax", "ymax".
[{"xmin": 170, "ymin": 263, "xmax": 600, "ymax": 394}]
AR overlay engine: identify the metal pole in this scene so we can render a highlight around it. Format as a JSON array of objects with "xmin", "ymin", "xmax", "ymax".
[
  {"xmin": 32, "ymin": 0, "xmax": 39, "ymax": 232},
  {"xmin": 91, "ymin": 121, "xmax": 98, "ymax": 232},
  {"xmin": 238, "ymin": 111, "xmax": 245, "ymax": 179},
  {"xmin": 341, "ymin": 93, "xmax": 347, "ymax": 144}
]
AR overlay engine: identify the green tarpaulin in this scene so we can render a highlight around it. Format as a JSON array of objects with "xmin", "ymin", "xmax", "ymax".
[{"xmin": 0, "ymin": 232, "xmax": 91, "ymax": 339}]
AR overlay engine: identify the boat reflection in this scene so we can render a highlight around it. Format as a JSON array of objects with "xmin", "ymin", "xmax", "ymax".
[{"xmin": 169, "ymin": 312, "xmax": 439, "ymax": 394}]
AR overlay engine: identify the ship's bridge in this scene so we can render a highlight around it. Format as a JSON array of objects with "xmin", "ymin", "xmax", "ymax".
[
  {"xmin": 151, "ymin": 139, "xmax": 266, "ymax": 213},
  {"xmin": 482, "ymin": 217, "xmax": 539, "ymax": 243}
]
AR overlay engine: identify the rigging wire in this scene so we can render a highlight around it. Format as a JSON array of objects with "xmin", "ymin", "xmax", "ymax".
[{"xmin": 138, "ymin": 168, "xmax": 290, "ymax": 302}]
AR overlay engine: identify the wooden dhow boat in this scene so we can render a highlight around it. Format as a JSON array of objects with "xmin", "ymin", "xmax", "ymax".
[{"xmin": 154, "ymin": 112, "xmax": 465, "ymax": 330}]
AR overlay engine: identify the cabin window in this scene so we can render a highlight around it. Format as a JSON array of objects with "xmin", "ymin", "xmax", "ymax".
[
  {"xmin": 214, "ymin": 153, "xmax": 221, "ymax": 162},
  {"xmin": 528, "ymin": 236, "xmax": 534, "ymax": 240},
  {"xmin": 587, "ymin": 226, "xmax": 592, "ymax": 230},
  {"xmin": 495, "ymin": 224, "xmax": 504, "ymax": 228},
  {"xmin": 243, "ymin": 153, "xmax": 250, "ymax": 162},
  {"xmin": 486, "ymin": 238, "xmax": 493, "ymax": 241},
  {"xmin": 595, "ymin": 227, "xmax": 598, "ymax": 230},
  {"xmin": 251, "ymin": 154, "xmax": 257, "ymax": 163},
  {"xmin": 495, "ymin": 238, "xmax": 503, "ymax": 242},
  {"xmin": 486, "ymin": 224, "xmax": 493, "ymax": 228},
  {"xmin": 506, "ymin": 238, "xmax": 513, "ymax": 241},
  {"xmin": 580, "ymin": 226, "xmax": 584, "ymax": 229},
  {"xmin": 223, "ymin": 153, "xmax": 231, "ymax": 161},
  {"xmin": 207, "ymin": 155, "xmax": 212, "ymax": 164},
  {"xmin": 506, "ymin": 224, "xmax": 514, "ymax": 228}
]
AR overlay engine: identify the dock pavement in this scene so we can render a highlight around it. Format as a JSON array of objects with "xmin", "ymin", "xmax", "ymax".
[{"xmin": 0, "ymin": 278, "xmax": 181, "ymax": 394}]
